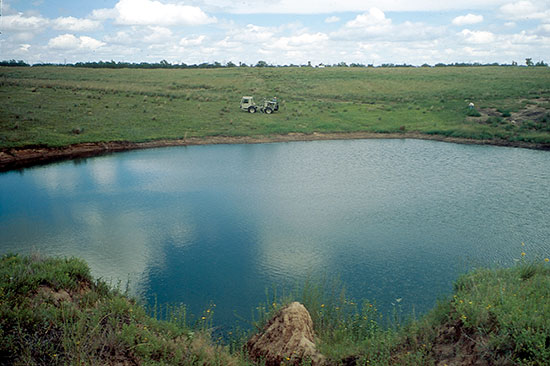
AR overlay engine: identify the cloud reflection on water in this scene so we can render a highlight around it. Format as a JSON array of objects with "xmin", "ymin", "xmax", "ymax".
[{"xmin": 2, "ymin": 140, "xmax": 550, "ymax": 328}]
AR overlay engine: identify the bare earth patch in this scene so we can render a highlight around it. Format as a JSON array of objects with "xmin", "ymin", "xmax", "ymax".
[
  {"xmin": 468, "ymin": 98, "xmax": 550, "ymax": 130},
  {"xmin": 2, "ymin": 130, "xmax": 550, "ymax": 172}
]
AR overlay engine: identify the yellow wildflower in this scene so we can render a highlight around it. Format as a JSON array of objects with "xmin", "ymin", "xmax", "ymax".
[
  {"xmin": 321, "ymin": 304, "xmax": 325, "ymax": 308},
  {"xmin": 521, "ymin": 252, "xmax": 526, "ymax": 257},
  {"xmin": 545, "ymin": 258, "xmax": 549, "ymax": 262}
]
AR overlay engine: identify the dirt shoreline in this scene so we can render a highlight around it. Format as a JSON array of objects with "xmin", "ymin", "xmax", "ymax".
[{"xmin": 1, "ymin": 132, "xmax": 549, "ymax": 172}]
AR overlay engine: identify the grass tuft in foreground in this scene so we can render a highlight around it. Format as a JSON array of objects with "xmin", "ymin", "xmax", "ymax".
[
  {"xmin": 0, "ymin": 253, "xmax": 246, "ymax": 366},
  {"xmin": 1, "ymin": 253, "xmax": 549, "ymax": 365},
  {"xmin": 247, "ymin": 259, "xmax": 550, "ymax": 365}
]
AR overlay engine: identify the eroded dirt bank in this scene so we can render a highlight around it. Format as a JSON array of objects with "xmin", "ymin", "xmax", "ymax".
[{"xmin": 1, "ymin": 132, "xmax": 549, "ymax": 172}]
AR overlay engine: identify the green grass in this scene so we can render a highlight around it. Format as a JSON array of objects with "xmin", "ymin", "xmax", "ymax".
[
  {"xmin": 1, "ymin": 66, "xmax": 550, "ymax": 149},
  {"xmin": 0, "ymin": 253, "xmax": 247, "ymax": 366},
  {"xmin": 2, "ymin": 253, "xmax": 550, "ymax": 365}
]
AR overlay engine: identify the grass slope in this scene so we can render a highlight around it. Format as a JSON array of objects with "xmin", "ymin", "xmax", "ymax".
[
  {"xmin": 1, "ymin": 66, "xmax": 550, "ymax": 149},
  {"xmin": 0, "ymin": 253, "xmax": 245, "ymax": 366},
  {"xmin": 1, "ymin": 253, "xmax": 549, "ymax": 365}
]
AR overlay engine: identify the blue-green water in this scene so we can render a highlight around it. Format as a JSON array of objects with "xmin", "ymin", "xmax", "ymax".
[{"xmin": 1, "ymin": 139, "xmax": 549, "ymax": 328}]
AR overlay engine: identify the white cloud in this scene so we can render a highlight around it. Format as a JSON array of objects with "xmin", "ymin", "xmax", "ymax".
[
  {"xmin": 331, "ymin": 8, "xmax": 392, "ymax": 39},
  {"xmin": 346, "ymin": 8, "xmax": 391, "ymax": 29},
  {"xmin": 332, "ymin": 9, "xmax": 443, "ymax": 43},
  {"xmin": 195, "ymin": 0, "xmax": 511, "ymax": 14},
  {"xmin": 48, "ymin": 34, "xmax": 82, "ymax": 49},
  {"xmin": 499, "ymin": 0, "xmax": 550, "ymax": 20},
  {"xmin": 53, "ymin": 16, "xmax": 102, "ymax": 31},
  {"xmin": 179, "ymin": 35, "xmax": 206, "ymax": 46},
  {"xmin": 3, "ymin": 0, "xmax": 549, "ymax": 67},
  {"xmin": 48, "ymin": 34, "xmax": 106, "ymax": 50},
  {"xmin": 104, "ymin": 31, "xmax": 135, "ymax": 45},
  {"xmin": 229, "ymin": 24, "xmax": 275, "ymax": 43},
  {"xmin": 452, "ymin": 14, "xmax": 484, "ymax": 26},
  {"xmin": 273, "ymin": 32, "xmax": 329, "ymax": 50},
  {"xmin": 11, "ymin": 44, "xmax": 32, "ymax": 55},
  {"xmin": 535, "ymin": 24, "xmax": 550, "ymax": 35},
  {"xmin": 507, "ymin": 30, "xmax": 540, "ymax": 43},
  {"xmin": 11, "ymin": 32, "xmax": 36, "ymax": 42},
  {"xmin": 80, "ymin": 36, "xmax": 106, "ymax": 50},
  {"xmin": 143, "ymin": 26, "xmax": 173, "ymax": 43},
  {"xmin": 114, "ymin": 0, "xmax": 216, "ymax": 26},
  {"xmin": 2, "ymin": 13, "xmax": 49, "ymax": 31},
  {"xmin": 90, "ymin": 8, "xmax": 119, "ymax": 20},
  {"xmin": 459, "ymin": 29, "xmax": 496, "ymax": 44}
]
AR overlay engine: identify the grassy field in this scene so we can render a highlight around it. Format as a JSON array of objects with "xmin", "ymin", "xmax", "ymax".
[
  {"xmin": 2, "ymin": 253, "xmax": 549, "ymax": 365},
  {"xmin": 1, "ymin": 66, "xmax": 550, "ymax": 149}
]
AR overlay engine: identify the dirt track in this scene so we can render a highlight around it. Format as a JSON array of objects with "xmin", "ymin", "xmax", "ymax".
[{"xmin": 1, "ymin": 132, "xmax": 549, "ymax": 172}]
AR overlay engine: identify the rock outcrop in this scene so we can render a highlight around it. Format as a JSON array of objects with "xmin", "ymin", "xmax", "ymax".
[{"xmin": 246, "ymin": 301, "xmax": 326, "ymax": 366}]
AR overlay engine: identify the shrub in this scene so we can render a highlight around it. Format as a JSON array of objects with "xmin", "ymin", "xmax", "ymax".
[{"xmin": 466, "ymin": 108, "xmax": 481, "ymax": 117}]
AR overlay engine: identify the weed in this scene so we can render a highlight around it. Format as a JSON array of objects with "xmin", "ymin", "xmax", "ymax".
[
  {"xmin": 498, "ymin": 109, "xmax": 511, "ymax": 117},
  {"xmin": 466, "ymin": 108, "xmax": 482, "ymax": 117},
  {"xmin": 487, "ymin": 116, "xmax": 503, "ymax": 126}
]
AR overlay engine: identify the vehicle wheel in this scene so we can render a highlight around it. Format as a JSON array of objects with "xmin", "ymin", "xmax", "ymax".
[
  {"xmin": 265, "ymin": 107, "xmax": 273, "ymax": 114},
  {"xmin": 248, "ymin": 106, "xmax": 256, "ymax": 113}
]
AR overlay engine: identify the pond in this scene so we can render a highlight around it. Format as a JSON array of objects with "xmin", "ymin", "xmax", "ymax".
[{"xmin": 1, "ymin": 139, "xmax": 549, "ymax": 329}]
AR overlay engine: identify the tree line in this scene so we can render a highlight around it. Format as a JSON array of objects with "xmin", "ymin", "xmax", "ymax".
[{"xmin": 1, "ymin": 59, "xmax": 548, "ymax": 69}]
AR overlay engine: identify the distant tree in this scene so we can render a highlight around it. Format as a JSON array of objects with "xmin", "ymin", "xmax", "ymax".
[
  {"xmin": 336, "ymin": 62, "xmax": 348, "ymax": 67},
  {"xmin": 0, "ymin": 59, "xmax": 30, "ymax": 67},
  {"xmin": 535, "ymin": 60, "xmax": 548, "ymax": 67},
  {"xmin": 226, "ymin": 61, "xmax": 236, "ymax": 67},
  {"xmin": 525, "ymin": 58, "xmax": 534, "ymax": 67},
  {"xmin": 255, "ymin": 60, "xmax": 268, "ymax": 67},
  {"xmin": 511, "ymin": 61, "xmax": 518, "ymax": 66}
]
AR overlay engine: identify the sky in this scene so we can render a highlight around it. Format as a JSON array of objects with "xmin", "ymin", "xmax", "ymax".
[{"xmin": 1, "ymin": 0, "xmax": 549, "ymax": 66}]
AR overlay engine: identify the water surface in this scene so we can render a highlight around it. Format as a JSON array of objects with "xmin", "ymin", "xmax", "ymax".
[{"xmin": 1, "ymin": 139, "xmax": 549, "ymax": 327}]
